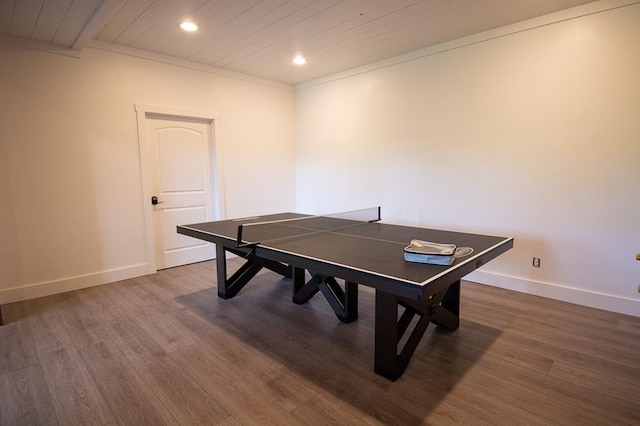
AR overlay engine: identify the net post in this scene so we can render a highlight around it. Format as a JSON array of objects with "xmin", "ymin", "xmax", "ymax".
[
  {"xmin": 236, "ymin": 224, "xmax": 244, "ymax": 247},
  {"xmin": 236, "ymin": 224, "xmax": 260, "ymax": 248}
]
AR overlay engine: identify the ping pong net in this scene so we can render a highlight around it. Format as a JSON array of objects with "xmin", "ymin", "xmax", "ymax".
[{"xmin": 236, "ymin": 206, "xmax": 381, "ymax": 248}]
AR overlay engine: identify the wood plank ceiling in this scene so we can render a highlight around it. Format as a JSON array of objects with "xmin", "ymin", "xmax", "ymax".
[{"xmin": 1, "ymin": 0, "xmax": 599, "ymax": 85}]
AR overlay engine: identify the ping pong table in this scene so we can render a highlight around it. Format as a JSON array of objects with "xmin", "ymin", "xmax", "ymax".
[{"xmin": 177, "ymin": 208, "xmax": 513, "ymax": 381}]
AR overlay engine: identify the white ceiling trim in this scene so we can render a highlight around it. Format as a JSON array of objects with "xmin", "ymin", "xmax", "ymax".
[
  {"xmin": 0, "ymin": 34, "xmax": 83, "ymax": 58},
  {"xmin": 295, "ymin": 0, "xmax": 640, "ymax": 91},
  {"xmin": 85, "ymin": 39, "xmax": 294, "ymax": 91}
]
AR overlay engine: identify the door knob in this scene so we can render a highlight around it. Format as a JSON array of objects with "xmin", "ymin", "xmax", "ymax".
[{"xmin": 151, "ymin": 196, "xmax": 164, "ymax": 205}]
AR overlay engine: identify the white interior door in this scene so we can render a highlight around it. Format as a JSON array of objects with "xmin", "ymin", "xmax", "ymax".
[{"xmin": 146, "ymin": 116, "xmax": 216, "ymax": 269}]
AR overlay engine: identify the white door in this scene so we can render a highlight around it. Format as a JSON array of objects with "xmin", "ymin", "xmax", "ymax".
[{"xmin": 146, "ymin": 115, "xmax": 216, "ymax": 269}]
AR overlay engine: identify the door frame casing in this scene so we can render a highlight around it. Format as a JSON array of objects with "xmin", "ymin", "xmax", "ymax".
[{"xmin": 135, "ymin": 103, "xmax": 226, "ymax": 273}]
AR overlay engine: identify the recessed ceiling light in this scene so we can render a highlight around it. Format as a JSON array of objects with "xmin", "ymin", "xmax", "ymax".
[
  {"xmin": 180, "ymin": 21, "xmax": 198, "ymax": 32},
  {"xmin": 292, "ymin": 55, "xmax": 306, "ymax": 65}
]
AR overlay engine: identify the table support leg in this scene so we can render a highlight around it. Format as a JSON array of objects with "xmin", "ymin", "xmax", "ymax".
[
  {"xmin": 374, "ymin": 280, "xmax": 460, "ymax": 381},
  {"xmin": 374, "ymin": 291, "xmax": 400, "ymax": 380},
  {"xmin": 292, "ymin": 270, "xmax": 358, "ymax": 323},
  {"xmin": 215, "ymin": 245, "xmax": 292, "ymax": 299}
]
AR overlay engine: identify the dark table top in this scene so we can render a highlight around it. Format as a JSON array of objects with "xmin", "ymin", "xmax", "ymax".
[{"xmin": 178, "ymin": 213, "xmax": 513, "ymax": 298}]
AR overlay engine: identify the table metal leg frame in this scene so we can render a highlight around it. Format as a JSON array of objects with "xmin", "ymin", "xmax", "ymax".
[
  {"xmin": 292, "ymin": 268, "xmax": 358, "ymax": 323},
  {"xmin": 216, "ymin": 245, "xmax": 292, "ymax": 299},
  {"xmin": 213, "ymin": 248, "xmax": 358, "ymax": 323},
  {"xmin": 374, "ymin": 280, "xmax": 460, "ymax": 381}
]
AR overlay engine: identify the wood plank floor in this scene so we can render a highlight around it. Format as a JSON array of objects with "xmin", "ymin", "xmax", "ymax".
[{"xmin": 1, "ymin": 259, "xmax": 639, "ymax": 425}]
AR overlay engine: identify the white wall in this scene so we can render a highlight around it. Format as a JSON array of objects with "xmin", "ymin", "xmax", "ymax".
[
  {"xmin": 1, "ymin": 1, "xmax": 638, "ymax": 317},
  {"xmin": 0, "ymin": 43, "xmax": 296, "ymax": 303},
  {"xmin": 295, "ymin": 2, "xmax": 640, "ymax": 316}
]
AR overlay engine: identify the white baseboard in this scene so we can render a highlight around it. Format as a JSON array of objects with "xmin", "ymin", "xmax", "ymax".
[
  {"xmin": 0, "ymin": 263, "xmax": 153, "ymax": 305},
  {"xmin": 2, "ymin": 263, "xmax": 637, "ymax": 319},
  {"xmin": 465, "ymin": 270, "xmax": 640, "ymax": 318}
]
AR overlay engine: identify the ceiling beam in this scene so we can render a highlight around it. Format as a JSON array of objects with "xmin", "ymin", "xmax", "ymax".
[{"xmin": 72, "ymin": 0, "xmax": 124, "ymax": 50}]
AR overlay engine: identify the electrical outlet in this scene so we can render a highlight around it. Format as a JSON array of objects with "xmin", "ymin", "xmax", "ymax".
[{"xmin": 532, "ymin": 257, "xmax": 541, "ymax": 268}]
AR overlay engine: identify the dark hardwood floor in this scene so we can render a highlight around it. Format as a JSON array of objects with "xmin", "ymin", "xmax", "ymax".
[{"xmin": 1, "ymin": 259, "xmax": 639, "ymax": 425}]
